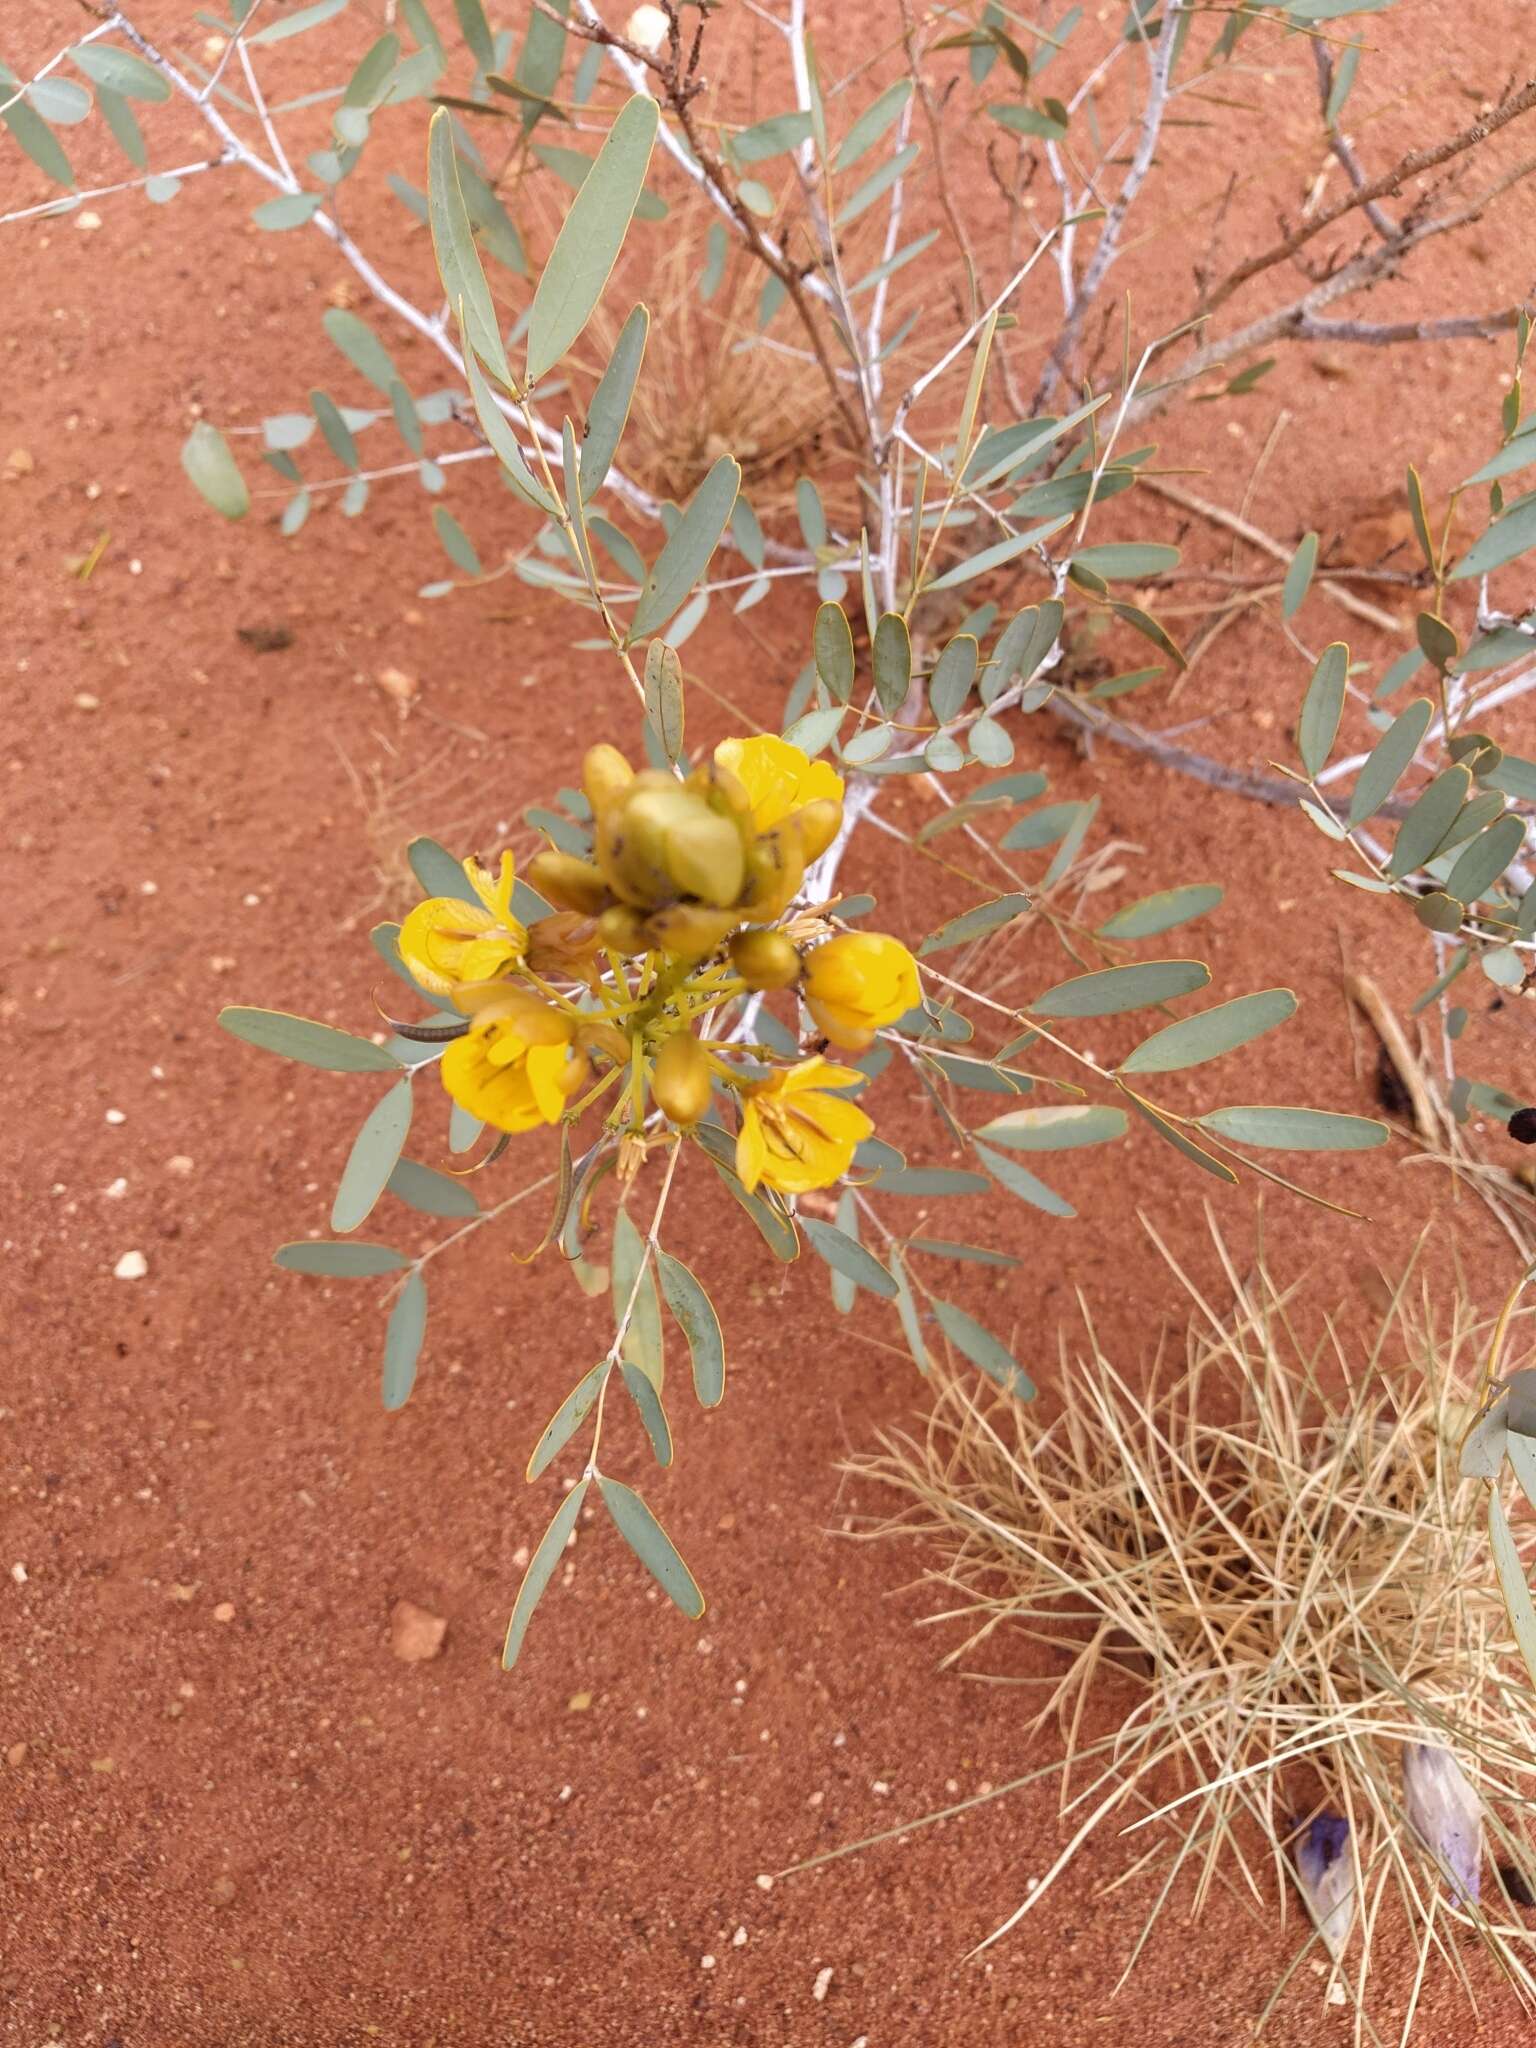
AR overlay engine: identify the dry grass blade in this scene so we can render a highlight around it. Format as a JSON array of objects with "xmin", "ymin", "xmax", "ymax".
[{"xmin": 841, "ymin": 1223, "xmax": 1536, "ymax": 2043}]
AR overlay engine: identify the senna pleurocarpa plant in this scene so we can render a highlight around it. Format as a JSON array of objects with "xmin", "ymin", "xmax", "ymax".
[{"xmin": 206, "ymin": 80, "xmax": 1394, "ymax": 1665}]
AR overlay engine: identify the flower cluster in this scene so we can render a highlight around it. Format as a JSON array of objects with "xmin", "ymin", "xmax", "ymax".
[{"xmin": 394, "ymin": 736, "xmax": 920, "ymax": 1198}]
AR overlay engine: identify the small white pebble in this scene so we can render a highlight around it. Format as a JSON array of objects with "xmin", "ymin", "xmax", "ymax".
[
  {"xmin": 104, "ymin": 1108, "xmax": 126, "ymax": 1125},
  {"xmin": 558, "ymin": 1784, "xmax": 573, "ymax": 1802},
  {"xmin": 140, "ymin": 880, "xmax": 158, "ymax": 895},
  {"xmin": 872, "ymin": 1780, "xmax": 891, "ymax": 1796},
  {"xmin": 129, "ymin": 558, "xmax": 143, "ymax": 576},
  {"xmin": 166, "ymin": 1155, "xmax": 193, "ymax": 1175},
  {"xmin": 732, "ymin": 1925, "xmax": 747, "ymax": 1948},
  {"xmin": 813, "ymin": 1966, "xmax": 833, "ymax": 2003},
  {"xmin": 1327, "ymin": 1980, "xmax": 1346, "ymax": 2007},
  {"xmin": 103, "ymin": 1178, "xmax": 128, "ymax": 1200},
  {"xmin": 74, "ymin": 692, "xmax": 100, "ymax": 711},
  {"xmin": 11, "ymin": 1563, "xmax": 28, "ymax": 1585},
  {"xmin": 114, "ymin": 1250, "xmax": 148, "ymax": 1281},
  {"xmin": 755, "ymin": 1874, "xmax": 774, "ymax": 1892},
  {"xmin": 700, "ymin": 1954, "xmax": 717, "ymax": 1971},
  {"xmin": 831, "ymin": 1732, "xmax": 846, "ymax": 1748},
  {"xmin": 733, "ymin": 1678, "xmax": 747, "ymax": 1695},
  {"xmin": 75, "ymin": 209, "xmax": 103, "ymax": 232},
  {"xmin": 150, "ymin": 1066, "xmax": 165, "ymax": 1081},
  {"xmin": 242, "ymin": 892, "xmax": 261, "ymax": 907}
]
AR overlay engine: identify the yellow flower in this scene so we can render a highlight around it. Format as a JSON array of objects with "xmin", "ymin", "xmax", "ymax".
[
  {"xmin": 802, "ymin": 932, "xmax": 920, "ymax": 1051},
  {"xmin": 440, "ymin": 991, "xmax": 585, "ymax": 1132},
  {"xmin": 399, "ymin": 852, "xmax": 527, "ymax": 996},
  {"xmin": 714, "ymin": 734, "xmax": 844, "ymax": 833},
  {"xmin": 735, "ymin": 1058, "xmax": 873, "ymax": 1196}
]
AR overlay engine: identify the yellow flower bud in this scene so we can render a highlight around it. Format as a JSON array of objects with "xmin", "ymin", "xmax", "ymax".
[
  {"xmin": 525, "ymin": 849, "xmax": 612, "ymax": 915},
  {"xmin": 686, "ymin": 757, "xmax": 754, "ymax": 822},
  {"xmin": 597, "ymin": 903, "xmax": 651, "ymax": 954},
  {"xmin": 651, "ymin": 1029, "xmax": 713, "ymax": 1126},
  {"xmin": 605, "ymin": 784, "xmax": 746, "ymax": 909},
  {"xmin": 737, "ymin": 820, "xmax": 806, "ymax": 920},
  {"xmin": 643, "ymin": 901, "xmax": 740, "ymax": 961},
  {"xmin": 581, "ymin": 742, "xmax": 634, "ymax": 818},
  {"xmin": 802, "ymin": 931, "xmax": 920, "ymax": 1051},
  {"xmin": 525, "ymin": 911, "xmax": 604, "ymax": 982},
  {"xmin": 729, "ymin": 927, "xmax": 803, "ymax": 990}
]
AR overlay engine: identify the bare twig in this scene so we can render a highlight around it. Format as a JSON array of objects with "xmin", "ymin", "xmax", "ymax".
[
  {"xmin": 1143, "ymin": 479, "xmax": 1408, "ymax": 635},
  {"xmin": 1199, "ymin": 75, "xmax": 1536, "ymax": 320},
  {"xmin": 1036, "ymin": 0, "xmax": 1184, "ymax": 405}
]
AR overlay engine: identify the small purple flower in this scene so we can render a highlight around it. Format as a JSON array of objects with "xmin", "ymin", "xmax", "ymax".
[
  {"xmin": 1403, "ymin": 1743, "xmax": 1482, "ymax": 1904},
  {"xmin": 1294, "ymin": 1810, "xmax": 1355, "ymax": 1959}
]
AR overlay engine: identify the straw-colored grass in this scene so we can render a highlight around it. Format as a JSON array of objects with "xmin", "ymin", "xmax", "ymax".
[
  {"xmin": 841, "ymin": 1223, "xmax": 1536, "ymax": 2044},
  {"xmin": 583, "ymin": 207, "xmax": 856, "ymax": 528}
]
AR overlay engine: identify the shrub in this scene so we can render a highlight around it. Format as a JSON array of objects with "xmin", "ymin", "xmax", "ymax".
[{"xmin": 7, "ymin": 0, "xmax": 1533, "ymax": 1661}]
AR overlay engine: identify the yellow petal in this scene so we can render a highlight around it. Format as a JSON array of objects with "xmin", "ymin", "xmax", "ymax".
[
  {"xmin": 735, "ymin": 1104, "xmax": 769, "ymax": 1193},
  {"xmin": 467, "ymin": 850, "xmax": 517, "ymax": 920}
]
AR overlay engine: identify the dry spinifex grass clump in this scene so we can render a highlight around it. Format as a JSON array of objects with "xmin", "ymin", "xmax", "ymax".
[{"xmin": 850, "ymin": 1227, "xmax": 1536, "ymax": 2042}]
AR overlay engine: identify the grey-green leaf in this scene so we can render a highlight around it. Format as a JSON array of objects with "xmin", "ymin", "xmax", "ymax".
[
  {"xmin": 620, "ymin": 1362, "xmax": 673, "ymax": 1467},
  {"xmin": 526, "ymin": 93, "xmax": 660, "ymax": 384},
  {"xmin": 220, "ymin": 1007, "xmax": 402, "ymax": 1073},
  {"xmin": 527, "ymin": 1363, "xmax": 607, "ymax": 1481},
  {"xmin": 1281, "ymin": 531, "xmax": 1318, "ymax": 620},
  {"xmin": 597, "ymin": 1475, "xmax": 705, "ymax": 1618},
  {"xmin": 1347, "ymin": 697, "xmax": 1433, "ymax": 826},
  {"xmin": 1071, "ymin": 542, "xmax": 1179, "ymax": 581},
  {"xmin": 69, "ymin": 42, "xmax": 171, "ymax": 101},
  {"xmin": 427, "ymin": 108, "xmax": 510, "ymax": 387},
  {"xmin": 0, "ymin": 61, "xmax": 74, "ymax": 185},
  {"xmin": 801, "ymin": 1217, "xmax": 897, "ymax": 1298},
  {"xmin": 814, "ymin": 602, "xmax": 856, "ymax": 703},
  {"xmin": 274, "ymin": 1240, "xmax": 411, "ymax": 1277},
  {"xmin": 643, "ymin": 639, "xmax": 685, "ymax": 763},
  {"xmin": 181, "ymin": 423, "xmax": 250, "ymax": 520},
  {"xmin": 1298, "ymin": 640, "xmax": 1349, "ymax": 778},
  {"xmin": 1444, "ymin": 813, "xmax": 1525, "ymax": 906},
  {"xmin": 1388, "ymin": 764, "xmax": 1473, "ymax": 878},
  {"xmin": 579, "ymin": 301, "xmax": 649, "ymax": 496},
  {"xmin": 332, "ymin": 1079, "xmax": 414, "ymax": 1232},
  {"xmin": 975, "ymin": 1105, "xmax": 1127, "ymax": 1151},
  {"xmin": 657, "ymin": 1251, "xmax": 725, "ymax": 1406},
  {"xmin": 920, "ymin": 893, "xmax": 1030, "ymax": 956},
  {"xmin": 503, "ymin": 1477, "xmax": 589, "ymax": 1669},
  {"xmin": 930, "ymin": 634, "xmax": 978, "ymax": 721},
  {"xmin": 629, "ymin": 454, "xmax": 740, "ymax": 639},
  {"xmin": 1450, "ymin": 497, "xmax": 1536, "ymax": 582},
  {"xmin": 1097, "ymin": 884, "xmax": 1222, "ymax": 940},
  {"xmin": 1119, "ymin": 988, "xmax": 1297, "ymax": 1074},
  {"xmin": 931, "ymin": 1300, "xmax": 1035, "ymax": 1398},
  {"xmin": 971, "ymin": 1138, "xmax": 1075, "ymax": 1217},
  {"xmin": 1195, "ymin": 1105, "xmax": 1389, "ymax": 1151},
  {"xmin": 1489, "ymin": 1489, "xmax": 1536, "ymax": 1692},
  {"xmin": 381, "ymin": 1269, "xmax": 428, "ymax": 1410},
  {"xmin": 387, "ymin": 1156, "xmax": 481, "ymax": 1218},
  {"xmin": 1029, "ymin": 959, "xmax": 1210, "ymax": 1019},
  {"xmin": 873, "ymin": 612, "xmax": 912, "ymax": 715},
  {"xmin": 612, "ymin": 1207, "xmax": 664, "ymax": 1389}
]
